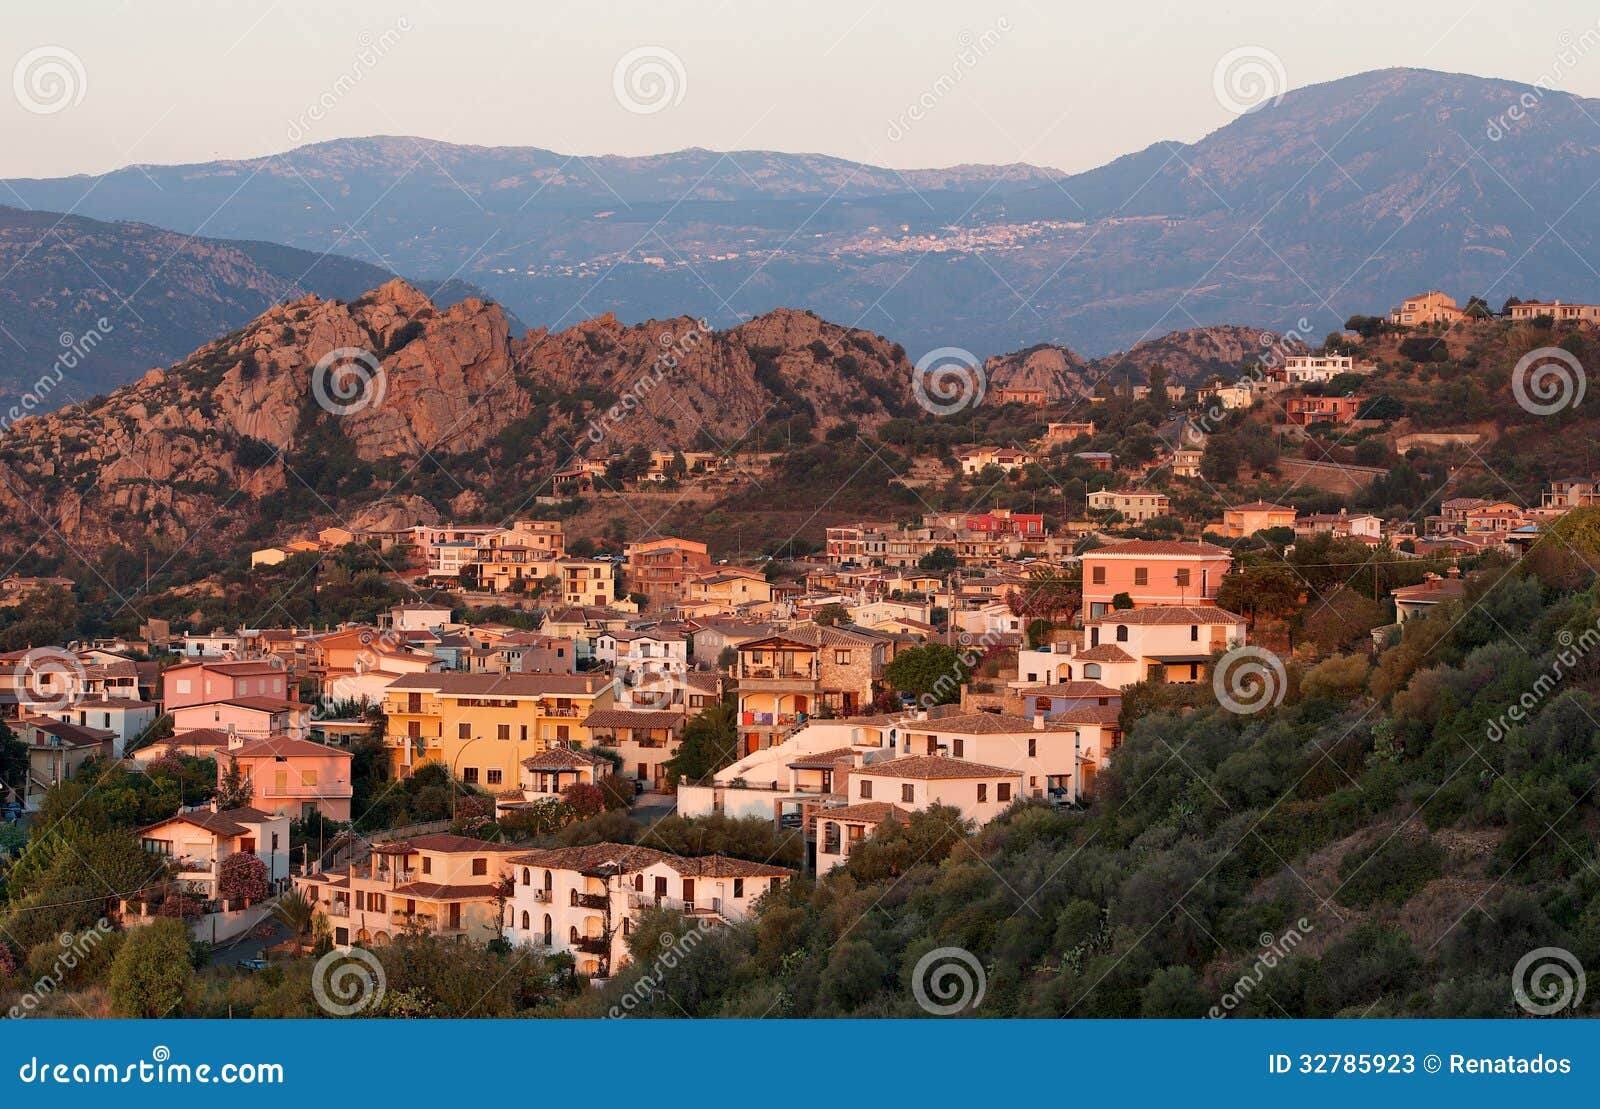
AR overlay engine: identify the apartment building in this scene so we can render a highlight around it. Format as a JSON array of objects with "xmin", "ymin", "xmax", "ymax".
[
  {"xmin": 1087, "ymin": 489, "xmax": 1170, "ymax": 522},
  {"xmin": 734, "ymin": 626, "xmax": 888, "ymax": 753},
  {"xmin": 625, "ymin": 537, "xmax": 712, "ymax": 610},
  {"xmin": 1388, "ymin": 290, "xmax": 1464, "ymax": 326},
  {"xmin": 137, "ymin": 804, "xmax": 291, "ymax": 903},
  {"xmin": 223, "ymin": 734, "xmax": 354, "ymax": 822},
  {"xmin": 1080, "ymin": 539, "xmax": 1232, "ymax": 618}
]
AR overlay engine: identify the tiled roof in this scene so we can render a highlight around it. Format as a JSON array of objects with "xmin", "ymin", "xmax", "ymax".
[
  {"xmin": 136, "ymin": 805, "xmax": 276, "ymax": 838},
  {"xmin": 373, "ymin": 833, "xmax": 518, "ymax": 855},
  {"xmin": 383, "ymin": 672, "xmax": 603, "ymax": 696},
  {"xmin": 902, "ymin": 712, "xmax": 1075, "ymax": 735},
  {"xmin": 1017, "ymin": 681, "xmax": 1121, "ymax": 699},
  {"xmin": 521, "ymin": 748, "xmax": 610, "ymax": 769},
  {"xmin": 661, "ymin": 854, "xmax": 794, "ymax": 879},
  {"xmin": 1088, "ymin": 605, "xmax": 1243, "ymax": 625},
  {"xmin": 786, "ymin": 747, "xmax": 856, "ymax": 769},
  {"xmin": 858, "ymin": 755, "xmax": 1019, "ymax": 780},
  {"xmin": 1048, "ymin": 703, "xmax": 1124, "ymax": 726},
  {"xmin": 814, "ymin": 801, "xmax": 912, "ymax": 825},
  {"xmin": 580, "ymin": 709, "xmax": 685, "ymax": 730},
  {"xmin": 1087, "ymin": 540, "xmax": 1230, "ymax": 556},
  {"xmin": 227, "ymin": 735, "xmax": 351, "ymax": 760},
  {"xmin": 508, "ymin": 842, "xmax": 673, "ymax": 871},
  {"xmin": 1072, "ymin": 643, "xmax": 1136, "ymax": 662},
  {"xmin": 390, "ymin": 881, "xmax": 503, "ymax": 901}
]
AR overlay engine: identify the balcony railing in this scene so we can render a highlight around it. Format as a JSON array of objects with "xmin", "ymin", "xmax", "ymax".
[
  {"xmin": 573, "ymin": 936, "xmax": 609, "ymax": 955},
  {"xmin": 327, "ymin": 903, "xmax": 350, "ymax": 918},
  {"xmin": 572, "ymin": 892, "xmax": 608, "ymax": 910},
  {"xmin": 530, "ymin": 889, "xmax": 553, "ymax": 903}
]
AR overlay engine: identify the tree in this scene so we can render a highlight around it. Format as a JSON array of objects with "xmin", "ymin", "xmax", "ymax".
[
  {"xmin": 1005, "ymin": 566, "xmax": 1081, "ymax": 627},
  {"xmin": 0, "ymin": 720, "xmax": 25, "ymax": 800},
  {"xmin": 216, "ymin": 756, "xmax": 253, "ymax": 809},
  {"xmin": 272, "ymin": 887, "xmax": 315, "ymax": 940},
  {"xmin": 883, "ymin": 643, "xmax": 970, "ymax": 705},
  {"xmin": 813, "ymin": 603, "xmax": 849, "ymax": 627},
  {"xmin": 218, "ymin": 851, "xmax": 270, "ymax": 903},
  {"xmin": 1216, "ymin": 563, "xmax": 1302, "ymax": 628},
  {"xmin": 664, "ymin": 701, "xmax": 739, "ymax": 785},
  {"xmin": 918, "ymin": 546, "xmax": 958, "ymax": 573},
  {"xmin": 562, "ymin": 782, "xmax": 607, "ymax": 821},
  {"xmin": 110, "ymin": 919, "xmax": 194, "ymax": 1018}
]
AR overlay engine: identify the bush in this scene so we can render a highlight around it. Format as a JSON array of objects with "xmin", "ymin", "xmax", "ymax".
[
  {"xmin": 110, "ymin": 920, "xmax": 194, "ymax": 1018},
  {"xmin": 1335, "ymin": 835, "xmax": 1445, "ymax": 908}
]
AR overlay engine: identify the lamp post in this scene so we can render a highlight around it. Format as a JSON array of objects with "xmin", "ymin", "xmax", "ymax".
[{"xmin": 449, "ymin": 736, "xmax": 485, "ymax": 819}]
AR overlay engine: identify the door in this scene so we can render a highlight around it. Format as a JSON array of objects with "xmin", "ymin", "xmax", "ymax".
[
  {"xmin": 447, "ymin": 903, "xmax": 461, "ymax": 930},
  {"xmin": 682, "ymin": 879, "xmax": 695, "ymax": 910}
]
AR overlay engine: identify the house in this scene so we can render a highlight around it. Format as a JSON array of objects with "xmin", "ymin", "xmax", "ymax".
[
  {"xmin": 161, "ymin": 660, "xmax": 290, "ymax": 711},
  {"xmin": 1542, "ymin": 478, "xmax": 1600, "ymax": 510},
  {"xmin": 169, "ymin": 698, "xmax": 312, "ymax": 742},
  {"xmin": 45, "ymin": 698, "xmax": 156, "ymax": 758},
  {"xmin": 1389, "ymin": 291, "xmax": 1465, "ymax": 326},
  {"xmin": 1285, "ymin": 395, "xmax": 1364, "ymax": 426},
  {"xmin": 1018, "ymin": 605, "xmax": 1244, "ymax": 688},
  {"xmin": 381, "ymin": 671, "xmax": 615, "ymax": 782},
  {"xmin": 503, "ymin": 843, "xmax": 792, "ymax": 976},
  {"xmin": 17, "ymin": 718, "xmax": 114, "ymax": 807},
  {"xmin": 380, "ymin": 602, "xmax": 455, "ymax": 632},
  {"xmin": 625, "ymin": 537, "xmax": 712, "ymax": 611},
  {"xmin": 1170, "ymin": 448, "xmax": 1204, "ymax": 478},
  {"xmin": 1392, "ymin": 568, "xmax": 1467, "ymax": 622},
  {"xmin": 890, "ymin": 711, "xmax": 1090, "ymax": 805},
  {"xmin": 1042, "ymin": 421, "xmax": 1095, "ymax": 444},
  {"xmin": 995, "ymin": 385, "xmax": 1048, "ymax": 406},
  {"xmin": 1074, "ymin": 451, "xmax": 1115, "ymax": 471},
  {"xmin": 221, "ymin": 734, "xmax": 354, "ymax": 822},
  {"xmin": 734, "ymin": 627, "xmax": 888, "ymax": 753},
  {"xmin": 1217, "ymin": 501, "xmax": 1297, "ymax": 539},
  {"xmin": 559, "ymin": 558, "xmax": 616, "ymax": 608},
  {"xmin": 295, "ymin": 834, "xmax": 524, "ymax": 949},
  {"xmin": 958, "ymin": 447, "xmax": 1035, "ymax": 476},
  {"xmin": 850, "ymin": 755, "xmax": 1023, "ymax": 827},
  {"xmin": 1508, "ymin": 301, "xmax": 1600, "ymax": 323},
  {"xmin": 1280, "ymin": 354, "xmax": 1370, "ymax": 383},
  {"xmin": 1080, "ymin": 539, "xmax": 1232, "ymax": 618},
  {"xmin": 684, "ymin": 569, "xmax": 774, "ymax": 611},
  {"xmin": 814, "ymin": 801, "xmax": 910, "ymax": 873},
  {"xmin": 136, "ymin": 804, "xmax": 291, "ymax": 903},
  {"xmin": 1295, "ymin": 510, "xmax": 1383, "ymax": 540},
  {"xmin": 502, "ymin": 747, "xmax": 609, "ymax": 809},
  {"xmin": 580, "ymin": 708, "xmax": 685, "ymax": 788},
  {"xmin": 1087, "ymin": 489, "xmax": 1170, "ymax": 522},
  {"xmin": 130, "ymin": 727, "xmax": 234, "ymax": 763}
]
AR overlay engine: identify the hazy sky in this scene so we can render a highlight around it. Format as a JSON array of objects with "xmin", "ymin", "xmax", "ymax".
[{"xmin": 6, "ymin": 0, "xmax": 1600, "ymax": 178}]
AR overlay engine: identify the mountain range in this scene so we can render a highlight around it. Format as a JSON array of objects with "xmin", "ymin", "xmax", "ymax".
[{"xmin": 7, "ymin": 67, "xmax": 1598, "ymax": 389}]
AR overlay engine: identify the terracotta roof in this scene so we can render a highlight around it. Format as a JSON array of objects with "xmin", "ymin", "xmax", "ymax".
[
  {"xmin": 1086, "ymin": 539, "xmax": 1231, "ymax": 557},
  {"xmin": 1048, "ymin": 703, "xmax": 1124, "ymax": 726},
  {"xmin": 221, "ymin": 696, "xmax": 304, "ymax": 713},
  {"xmin": 858, "ymin": 755, "xmax": 1019, "ymax": 780},
  {"xmin": 580, "ymin": 709, "xmax": 685, "ymax": 730},
  {"xmin": 1017, "ymin": 681, "xmax": 1122, "ymax": 699},
  {"xmin": 508, "ymin": 842, "xmax": 673, "ymax": 871},
  {"xmin": 1070, "ymin": 643, "xmax": 1136, "ymax": 662},
  {"xmin": 227, "ymin": 735, "xmax": 351, "ymax": 760},
  {"xmin": 787, "ymin": 747, "xmax": 856, "ymax": 769},
  {"xmin": 136, "ymin": 805, "xmax": 277, "ymax": 838},
  {"xmin": 372, "ymin": 833, "xmax": 518, "ymax": 855},
  {"xmin": 162, "ymin": 727, "xmax": 233, "ymax": 749},
  {"xmin": 902, "ymin": 712, "xmax": 1075, "ymax": 735},
  {"xmin": 1089, "ymin": 605, "xmax": 1243, "ymax": 625},
  {"xmin": 390, "ymin": 881, "xmax": 503, "ymax": 901},
  {"xmin": 661, "ymin": 854, "xmax": 794, "ymax": 879},
  {"xmin": 163, "ymin": 659, "xmax": 283, "ymax": 676},
  {"xmin": 521, "ymin": 748, "xmax": 610, "ymax": 769},
  {"xmin": 383, "ymin": 672, "xmax": 604, "ymax": 696},
  {"xmin": 1228, "ymin": 501, "xmax": 1295, "ymax": 512},
  {"xmin": 814, "ymin": 801, "xmax": 912, "ymax": 825}
]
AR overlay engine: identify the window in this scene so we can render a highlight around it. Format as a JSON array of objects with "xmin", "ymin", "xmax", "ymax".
[
  {"xmin": 1091, "ymin": 566, "xmax": 1106, "ymax": 585},
  {"xmin": 952, "ymin": 738, "xmax": 964, "ymax": 757},
  {"xmin": 977, "ymin": 783, "xmax": 988, "ymax": 803},
  {"xmin": 456, "ymin": 722, "xmax": 470, "ymax": 740},
  {"xmin": 487, "ymin": 769, "xmax": 502, "ymax": 785},
  {"xmin": 860, "ymin": 779, "xmax": 873, "ymax": 799},
  {"xmin": 462, "ymin": 767, "xmax": 479, "ymax": 784},
  {"xmin": 834, "ymin": 650, "xmax": 851, "ymax": 665},
  {"xmin": 271, "ymin": 832, "xmax": 280, "ymax": 850},
  {"xmin": 497, "ymin": 724, "xmax": 510, "ymax": 741},
  {"xmin": 901, "ymin": 783, "xmax": 914, "ymax": 803},
  {"xmin": 1175, "ymin": 568, "xmax": 1191, "ymax": 588},
  {"xmin": 521, "ymin": 868, "xmax": 530, "ymax": 886},
  {"xmin": 175, "ymin": 679, "xmax": 191, "ymax": 695},
  {"xmin": 422, "ymin": 857, "xmax": 432, "ymax": 874},
  {"xmin": 521, "ymin": 911, "xmax": 530, "ymax": 930},
  {"xmin": 472, "ymin": 858, "xmax": 488, "ymax": 876},
  {"xmin": 1190, "ymin": 625, "xmax": 1200, "ymax": 641},
  {"xmin": 520, "ymin": 725, "xmax": 528, "ymax": 742},
  {"xmin": 1116, "ymin": 625, "xmax": 1128, "ymax": 642},
  {"xmin": 301, "ymin": 769, "xmax": 318, "ymax": 787},
  {"xmin": 1028, "ymin": 737, "xmax": 1037, "ymax": 757},
  {"xmin": 998, "ymin": 783, "xmax": 1012, "ymax": 802},
  {"xmin": 1133, "ymin": 567, "xmax": 1148, "ymax": 586}
]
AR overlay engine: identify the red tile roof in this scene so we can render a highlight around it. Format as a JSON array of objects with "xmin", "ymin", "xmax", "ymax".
[{"xmin": 859, "ymin": 755, "xmax": 1019, "ymax": 780}]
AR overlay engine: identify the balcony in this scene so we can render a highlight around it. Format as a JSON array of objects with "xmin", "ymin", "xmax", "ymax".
[
  {"xmin": 572, "ymin": 892, "xmax": 608, "ymax": 910},
  {"xmin": 327, "ymin": 903, "xmax": 350, "ymax": 918},
  {"xmin": 530, "ymin": 889, "xmax": 553, "ymax": 903},
  {"xmin": 573, "ymin": 936, "xmax": 609, "ymax": 955}
]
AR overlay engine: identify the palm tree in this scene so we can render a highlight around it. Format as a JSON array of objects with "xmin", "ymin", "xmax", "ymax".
[{"xmin": 271, "ymin": 887, "xmax": 315, "ymax": 941}]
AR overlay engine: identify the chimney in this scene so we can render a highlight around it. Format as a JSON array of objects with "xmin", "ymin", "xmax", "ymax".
[
  {"xmin": 1033, "ymin": 711, "xmax": 1045, "ymax": 731},
  {"xmin": 227, "ymin": 724, "xmax": 243, "ymax": 751}
]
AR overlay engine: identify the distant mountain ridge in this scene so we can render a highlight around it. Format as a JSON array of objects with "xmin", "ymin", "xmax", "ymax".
[{"xmin": 6, "ymin": 68, "xmax": 1599, "ymax": 388}]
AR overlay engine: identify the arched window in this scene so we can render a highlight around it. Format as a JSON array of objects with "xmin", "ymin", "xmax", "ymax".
[
  {"xmin": 543, "ymin": 870, "xmax": 552, "ymax": 892},
  {"xmin": 521, "ymin": 868, "xmax": 530, "ymax": 886},
  {"xmin": 543, "ymin": 914, "xmax": 552, "ymax": 945},
  {"xmin": 569, "ymin": 925, "xmax": 579, "ymax": 943},
  {"xmin": 569, "ymin": 888, "xmax": 579, "ymax": 906},
  {"xmin": 520, "ymin": 910, "xmax": 530, "ymax": 930},
  {"xmin": 1084, "ymin": 664, "xmax": 1102, "ymax": 680},
  {"xmin": 1115, "ymin": 625, "xmax": 1128, "ymax": 642}
]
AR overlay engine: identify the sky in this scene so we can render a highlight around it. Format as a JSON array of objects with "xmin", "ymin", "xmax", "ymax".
[{"xmin": 6, "ymin": 0, "xmax": 1600, "ymax": 179}]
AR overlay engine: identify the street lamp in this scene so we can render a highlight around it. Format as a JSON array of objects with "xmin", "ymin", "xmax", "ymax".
[{"xmin": 449, "ymin": 736, "xmax": 485, "ymax": 819}]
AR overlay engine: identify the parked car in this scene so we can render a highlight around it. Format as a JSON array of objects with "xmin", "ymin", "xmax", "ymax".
[{"xmin": 234, "ymin": 957, "xmax": 269, "ymax": 972}]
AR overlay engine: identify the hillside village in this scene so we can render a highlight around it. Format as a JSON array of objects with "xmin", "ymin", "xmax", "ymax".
[{"xmin": 4, "ymin": 283, "xmax": 1600, "ymax": 1016}]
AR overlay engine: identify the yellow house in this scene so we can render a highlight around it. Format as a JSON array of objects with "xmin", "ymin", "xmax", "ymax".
[
  {"xmin": 383, "ymin": 672, "xmax": 615, "ymax": 784},
  {"xmin": 560, "ymin": 558, "xmax": 616, "ymax": 607},
  {"xmin": 685, "ymin": 569, "xmax": 774, "ymax": 611},
  {"xmin": 1217, "ymin": 501, "xmax": 1297, "ymax": 539}
]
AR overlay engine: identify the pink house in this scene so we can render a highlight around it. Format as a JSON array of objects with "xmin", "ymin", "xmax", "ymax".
[
  {"xmin": 222, "ymin": 735, "xmax": 354, "ymax": 822},
  {"xmin": 161, "ymin": 660, "xmax": 289, "ymax": 711},
  {"xmin": 1080, "ymin": 539, "xmax": 1233, "ymax": 618},
  {"xmin": 170, "ymin": 697, "xmax": 311, "ymax": 741}
]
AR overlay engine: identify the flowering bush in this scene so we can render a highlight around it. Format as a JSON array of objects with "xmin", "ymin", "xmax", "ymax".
[{"xmin": 218, "ymin": 852, "xmax": 270, "ymax": 903}]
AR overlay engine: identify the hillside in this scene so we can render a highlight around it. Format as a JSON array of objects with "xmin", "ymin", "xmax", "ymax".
[
  {"xmin": 7, "ymin": 70, "xmax": 1600, "ymax": 360},
  {"xmin": 0, "ymin": 280, "xmax": 917, "ymax": 557},
  {"xmin": 0, "ymin": 205, "xmax": 500, "ymax": 409}
]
